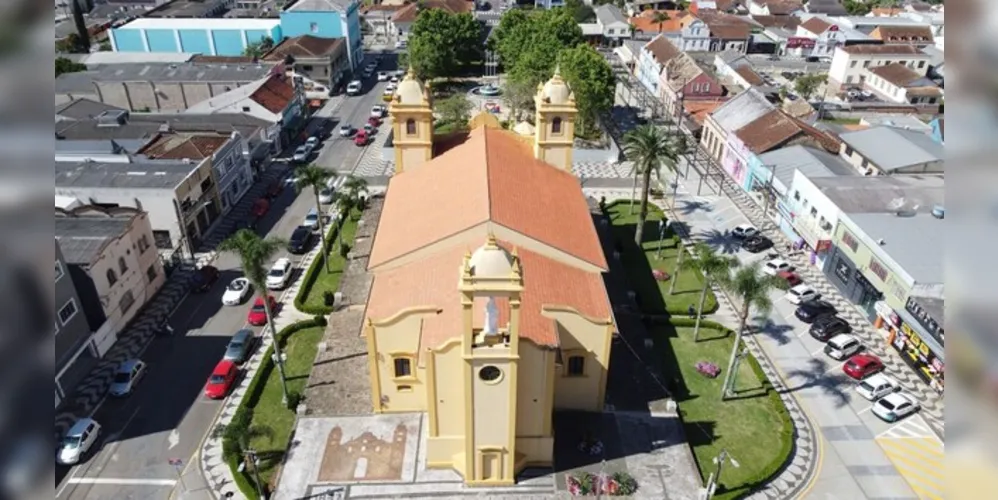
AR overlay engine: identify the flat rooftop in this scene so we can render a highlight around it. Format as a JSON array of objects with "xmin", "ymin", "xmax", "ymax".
[
  {"xmin": 144, "ymin": 0, "xmax": 222, "ymax": 17},
  {"xmin": 56, "ymin": 61, "xmax": 276, "ymax": 93},
  {"xmin": 846, "ymin": 212, "xmax": 943, "ymax": 284},
  {"xmin": 56, "ymin": 216, "xmax": 134, "ymax": 264},
  {"xmin": 55, "ymin": 109, "xmax": 270, "ymax": 141},
  {"xmin": 55, "ymin": 159, "xmax": 199, "ymax": 190},
  {"xmin": 810, "ymin": 174, "xmax": 944, "ymax": 214}
]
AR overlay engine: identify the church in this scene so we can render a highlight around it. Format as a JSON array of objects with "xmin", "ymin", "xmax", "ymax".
[{"xmin": 362, "ymin": 67, "xmax": 616, "ymax": 486}]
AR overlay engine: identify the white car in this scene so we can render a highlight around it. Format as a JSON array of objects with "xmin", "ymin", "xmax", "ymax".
[
  {"xmin": 292, "ymin": 145, "xmax": 309, "ymax": 163},
  {"xmin": 346, "ymin": 80, "xmax": 362, "ymax": 95},
  {"xmin": 383, "ymin": 88, "xmax": 395, "ymax": 97},
  {"xmin": 319, "ymin": 188, "xmax": 335, "ymax": 204},
  {"xmin": 339, "ymin": 124, "xmax": 355, "ymax": 137},
  {"xmin": 371, "ymin": 105, "xmax": 386, "ymax": 118},
  {"xmin": 390, "ymin": 75, "xmax": 400, "ymax": 83},
  {"xmin": 855, "ymin": 373, "xmax": 899, "ymax": 401},
  {"xmin": 266, "ymin": 258, "xmax": 293, "ymax": 290},
  {"xmin": 303, "ymin": 208, "xmax": 321, "ymax": 229},
  {"xmin": 395, "ymin": 40, "xmax": 407, "ymax": 49},
  {"xmin": 762, "ymin": 258, "xmax": 793, "ymax": 276},
  {"xmin": 731, "ymin": 224, "xmax": 759, "ymax": 239},
  {"xmin": 823, "ymin": 334, "xmax": 862, "ymax": 360},
  {"xmin": 377, "ymin": 71, "xmax": 389, "ymax": 81},
  {"xmin": 222, "ymin": 277, "xmax": 252, "ymax": 305},
  {"xmin": 871, "ymin": 392, "xmax": 920, "ymax": 422},
  {"xmin": 305, "ymin": 136, "xmax": 320, "ymax": 150},
  {"xmin": 108, "ymin": 359, "xmax": 146, "ymax": 397},
  {"xmin": 57, "ymin": 419, "xmax": 101, "ymax": 465},
  {"xmin": 785, "ymin": 284, "xmax": 819, "ymax": 305}
]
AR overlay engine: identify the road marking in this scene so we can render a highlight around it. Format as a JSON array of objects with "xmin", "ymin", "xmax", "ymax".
[
  {"xmin": 811, "ymin": 346, "xmax": 826, "ymax": 356},
  {"xmin": 168, "ymin": 429, "xmax": 180, "ymax": 450},
  {"xmin": 68, "ymin": 478, "xmax": 178, "ymax": 486},
  {"xmin": 857, "ymin": 405, "xmax": 872, "ymax": 415}
]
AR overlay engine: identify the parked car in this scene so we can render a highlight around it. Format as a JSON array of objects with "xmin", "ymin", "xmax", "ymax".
[
  {"xmin": 795, "ymin": 300, "xmax": 837, "ymax": 323},
  {"xmin": 742, "ymin": 235, "xmax": 773, "ymax": 253},
  {"xmin": 305, "ymin": 136, "xmax": 320, "ymax": 150},
  {"xmin": 251, "ymin": 198, "xmax": 270, "ymax": 217},
  {"xmin": 823, "ymin": 334, "xmax": 862, "ymax": 360},
  {"xmin": 354, "ymin": 130, "xmax": 370, "ymax": 146},
  {"xmin": 383, "ymin": 87, "xmax": 395, "ymax": 98},
  {"xmin": 247, "ymin": 295, "xmax": 278, "ymax": 326},
  {"xmin": 204, "ymin": 360, "xmax": 238, "ymax": 399},
  {"xmin": 843, "ymin": 353, "xmax": 884, "ymax": 380},
  {"xmin": 871, "ymin": 392, "xmax": 920, "ymax": 422},
  {"xmin": 395, "ymin": 40, "xmax": 407, "ymax": 49},
  {"xmin": 318, "ymin": 187, "xmax": 335, "ymax": 204},
  {"xmin": 368, "ymin": 116, "xmax": 381, "ymax": 127},
  {"xmin": 762, "ymin": 258, "xmax": 794, "ymax": 276},
  {"xmin": 57, "ymin": 418, "xmax": 101, "ymax": 465},
  {"xmin": 731, "ymin": 224, "xmax": 759, "ymax": 239},
  {"xmin": 287, "ymin": 225, "xmax": 315, "ymax": 254},
  {"xmin": 371, "ymin": 105, "xmax": 386, "ymax": 118},
  {"xmin": 809, "ymin": 315, "xmax": 851, "ymax": 337},
  {"xmin": 363, "ymin": 123, "xmax": 377, "ymax": 135},
  {"xmin": 302, "ymin": 208, "xmax": 321, "ymax": 229},
  {"xmin": 346, "ymin": 80, "xmax": 362, "ymax": 95},
  {"xmin": 108, "ymin": 359, "xmax": 146, "ymax": 397},
  {"xmin": 777, "ymin": 270, "xmax": 802, "ymax": 287},
  {"xmin": 223, "ymin": 329, "xmax": 257, "ymax": 364},
  {"xmin": 190, "ymin": 265, "xmax": 219, "ymax": 293},
  {"xmin": 221, "ymin": 277, "xmax": 252, "ymax": 306},
  {"xmin": 855, "ymin": 373, "xmax": 899, "ymax": 401},
  {"xmin": 339, "ymin": 124, "xmax": 355, "ymax": 137},
  {"xmin": 786, "ymin": 284, "xmax": 819, "ymax": 305},
  {"xmin": 266, "ymin": 258, "xmax": 293, "ymax": 290},
  {"xmin": 377, "ymin": 71, "xmax": 390, "ymax": 81},
  {"xmin": 265, "ymin": 180, "xmax": 283, "ymax": 199},
  {"xmin": 292, "ymin": 145, "xmax": 310, "ymax": 163}
]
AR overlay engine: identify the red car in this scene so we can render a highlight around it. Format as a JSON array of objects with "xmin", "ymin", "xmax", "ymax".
[
  {"xmin": 367, "ymin": 116, "xmax": 381, "ymax": 127},
  {"xmin": 251, "ymin": 198, "xmax": 270, "ymax": 217},
  {"xmin": 354, "ymin": 131, "xmax": 369, "ymax": 146},
  {"xmin": 205, "ymin": 360, "xmax": 238, "ymax": 399},
  {"xmin": 777, "ymin": 270, "xmax": 802, "ymax": 287},
  {"xmin": 843, "ymin": 354, "xmax": 884, "ymax": 380},
  {"xmin": 247, "ymin": 295, "xmax": 278, "ymax": 326}
]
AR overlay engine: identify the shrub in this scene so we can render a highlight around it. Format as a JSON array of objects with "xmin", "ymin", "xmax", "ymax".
[
  {"xmin": 286, "ymin": 390, "xmax": 303, "ymax": 410},
  {"xmin": 339, "ymin": 243, "xmax": 351, "ymax": 259},
  {"xmin": 323, "ymin": 290, "xmax": 335, "ymax": 306},
  {"xmin": 695, "ymin": 361, "xmax": 720, "ymax": 378},
  {"xmin": 652, "ymin": 269, "xmax": 670, "ymax": 281},
  {"xmin": 313, "ymin": 314, "xmax": 328, "ymax": 327}
]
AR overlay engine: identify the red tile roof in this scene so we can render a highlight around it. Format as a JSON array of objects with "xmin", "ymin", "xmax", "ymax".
[
  {"xmin": 249, "ymin": 74, "xmax": 296, "ymax": 114},
  {"xmin": 137, "ymin": 133, "xmax": 231, "ymax": 160},
  {"xmin": 799, "ymin": 16, "xmax": 833, "ymax": 35},
  {"xmin": 643, "ymin": 34, "xmax": 682, "ymax": 65},
  {"xmin": 263, "ymin": 35, "xmax": 345, "ymax": 60}
]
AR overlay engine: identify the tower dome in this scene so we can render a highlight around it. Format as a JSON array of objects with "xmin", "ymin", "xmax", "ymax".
[
  {"xmin": 468, "ymin": 236, "xmax": 514, "ymax": 278},
  {"xmin": 395, "ymin": 66, "xmax": 428, "ymax": 105},
  {"xmin": 539, "ymin": 66, "xmax": 573, "ymax": 105}
]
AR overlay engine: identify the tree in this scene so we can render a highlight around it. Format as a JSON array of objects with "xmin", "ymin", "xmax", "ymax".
[
  {"xmin": 843, "ymin": 0, "xmax": 871, "ymax": 15},
  {"xmin": 408, "ymin": 10, "xmax": 482, "ymax": 79},
  {"xmin": 218, "ymin": 230, "xmax": 291, "ymax": 404},
  {"xmin": 651, "ymin": 10, "xmax": 671, "ymax": 34},
  {"xmin": 331, "ymin": 175, "xmax": 368, "ymax": 248},
  {"xmin": 488, "ymin": 8, "xmax": 531, "ymax": 61},
  {"xmin": 342, "ymin": 175, "xmax": 369, "ymax": 209},
  {"xmin": 502, "ymin": 77, "xmax": 536, "ymax": 122},
  {"xmin": 55, "ymin": 56, "xmax": 87, "ymax": 77},
  {"xmin": 681, "ymin": 242, "xmax": 738, "ymax": 341},
  {"xmin": 71, "ymin": 0, "xmax": 91, "ymax": 52},
  {"xmin": 621, "ymin": 124, "xmax": 684, "ymax": 246},
  {"xmin": 565, "ymin": 0, "xmax": 595, "ymax": 22},
  {"xmin": 436, "ymin": 94, "xmax": 474, "ymax": 129},
  {"xmin": 244, "ymin": 41, "xmax": 267, "ymax": 59},
  {"xmin": 719, "ymin": 263, "xmax": 783, "ymax": 399},
  {"xmin": 794, "ymin": 73, "xmax": 828, "ymax": 101},
  {"xmin": 559, "ymin": 44, "xmax": 616, "ymax": 137},
  {"xmin": 498, "ymin": 8, "xmax": 583, "ymax": 84},
  {"xmin": 293, "ymin": 165, "xmax": 334, "ymax": 271}
]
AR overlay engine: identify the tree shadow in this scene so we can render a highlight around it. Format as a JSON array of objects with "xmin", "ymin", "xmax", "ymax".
[
  {"xmin": 675, "ymin": 199, "xmax": 713, "ymax": 216},
  {"xmin": 694, "ymin": 228, "xmax": 742, "ymax": 255},
  {"xmin": 749, "ymin": 315, "xmax": 797, "ymax": 346},
  {"xmin": 782, "ymin": 357, "xmax": 856, "ymax": 408}
]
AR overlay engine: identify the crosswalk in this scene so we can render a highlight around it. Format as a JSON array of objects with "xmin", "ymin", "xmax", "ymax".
[{"xmin": 876, "ymin": 418, "xmax": 944, "ymax": 500}]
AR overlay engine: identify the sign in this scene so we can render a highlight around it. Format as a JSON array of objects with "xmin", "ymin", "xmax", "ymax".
[
  {"xmin": 901, "ymin": 322, "xmax": 932, "ymax": 361},
  {"xmin": 815, "ymin": 240, "xmax": 832, "ymax": 252},
  {"xmin": 875, "ymin": 301, "xmax": 901, "ymax": 327},
  {"xmin": 787, "ymin": 37, "xmax": 816, "ymax": 49}
]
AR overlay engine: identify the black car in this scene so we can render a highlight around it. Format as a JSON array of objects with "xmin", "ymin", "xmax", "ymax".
[
  {"xmin": 809, "ymin": 315, "xmax": 852, "ymax": 341},
  {"xmin": 794, "ymin": 300, "xmax": 837, "ymax": 323},
  {"xmin": 190, "ymin": 265, "xmax": 219, "ymax": 293},
  {"xmin": 287, "ymin": 225, "xmax": 314, "ymax": 254},
  {"xmin": 742, "ymin": 235, "xmax": 773, "ymax": 253}
]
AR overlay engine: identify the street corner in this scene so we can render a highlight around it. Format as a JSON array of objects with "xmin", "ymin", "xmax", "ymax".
[{"xmin": 875, "ymin": 417, "xmax": 943, "ymax": 500}]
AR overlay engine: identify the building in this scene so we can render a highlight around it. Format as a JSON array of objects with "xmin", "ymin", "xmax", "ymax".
[
  {"xmin": 55, "ymin": 157, "xmax": 221, "ymax": 260},
  {"xmin": 868, "ymin": 25, "xmax": 934, "ymax": 47},
  {"xmin": 790, "ymin": 17, "xmax": 845, "ymax": 58},
  {"xmin": 660, "ymin": 52, "xmax": 724, "ymax": 119},
  {"xmin": 55, "ymin": 205, "xmax": 166, "ymax": 369},
  {"xmin": 184, "ymin": 72, "xmax": 308, "ymax": 145},
  {"xmin": 879, "ymin": 292, "xmax": 944, "ymax": 392},
  {"xmin": 365, "ymin": 70, "xmax": 614, "ymax": 485},
  {"xmin": 280, "ymin": 0, "xmax": 364, "ymax": 70},
  {"xmin": 55, "ymin": 61, "xmax": 281, "ymax": 111},
  {"xmin": 534, "ymin": 0, "xmax": 565, "ymax": 9},
  {"xmin": 863, "ymin": 62, "xmax": 942, "ymax": 105},
  {"xmin": 801, "ymin": 0, "xmax": 846, "ymax": 16},
  {"xmin": 109, "ymin": 18, "xmax": 283, "ymax": 55},
  {"xmin": 837, "ymin": 126, "xmax": 944, "ymax": 175},
  {"xmin": 263, "ymin": 35, "xmax": 350, "ymax": 92},
  {"xmin": 594, "ymin": 4, "xmax": 632, "ymax": 45},
  {"xmin": 695, "ymin": 10, "xmax": 753, "ymax": 52},
  {"xmin": 143, "ymin": 0, "xmax": 231, "ymax": 18},
  {"xmin": 635, "ymin": 35, "xmax": 679, "ymax": 99},
  {"xmin": 388, "ymin": 0, "xmax": 474, "ymax": 40},
  {"xmin": 827, "ymin": 44, "xmax": 932, "ymax": 91},
  {"xmin": 928, "ymin": 117, "xmax": 943, "ymax": 144},
  {"xmin": 699, "ymin": 87, "xmax": 774, "ymax": 164},
  {"xmin": 56, "ymin": 240, "xmax": 99, "ymax": 408},
  {"xmin": 745, "ymin": 0, "xmax": 802, "ymax": 16},
  {"xmin": 627, "ymin": 10, "xmax": 685, "ymax": 41},
  {"xmin": 713, "ymin": 51, "xmax": 768, "ymax": 89}
]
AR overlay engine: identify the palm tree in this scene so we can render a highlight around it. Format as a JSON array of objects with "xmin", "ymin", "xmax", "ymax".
[
  {"xmin": 651, "ymin": 11, "xmax": 671, "ymax": 34},
  {"xmin": 342, "ymin": 175, "xmax": 369, "ymax": 210},
  {"xmin": 718, "ymin": 263, "xmax": 783, "ymax": 399},
  {"xmin": 294, "ymin": 164, "xmax": 334, "ymax": 271},
  {"xmin": 218, "ymin": 229, "xmax": 290, "ymax": 404},
  {"xmin": 681, "ymin": 242, "xmax": 738, "ymax": 341},
  {"xmin": 622, "ymin": 124, "xmax": 685, "ymax": 246}
]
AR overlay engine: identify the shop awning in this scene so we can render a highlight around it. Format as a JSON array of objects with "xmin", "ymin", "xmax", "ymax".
[{"xmin": 896, "ymin": 306, "xmax": 944, "ymax": 362}]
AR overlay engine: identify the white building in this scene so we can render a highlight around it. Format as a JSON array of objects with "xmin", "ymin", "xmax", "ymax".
[
  {"xmin": 791, "ymin": 17, "xmax": 846, "ymax": 58},
  {"xmin": 827, "ymin": 44, "xmax": 932, "ymax": 91},
  {"xmin": 746, "ymin": 0, "xmax": 802, "ymax": 16},
  {"xmin": 594, "ymin": 5, "xmax": 631, "ymax": 44},
  {"xmin": 863, "ymin": 62, "xmax": 942, "ymax": 105}
]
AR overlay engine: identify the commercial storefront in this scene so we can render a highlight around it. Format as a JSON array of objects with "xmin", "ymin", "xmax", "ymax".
[
  {"xmin": 823, "ymin": 246, "xmax": 883, "ymax": 321},
  {"xmin": 874, "ymin": 298, "xmax": 945, "ymax": 392}
]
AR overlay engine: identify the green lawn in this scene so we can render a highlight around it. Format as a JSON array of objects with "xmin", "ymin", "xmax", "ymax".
[
  {"xmin": 659, "ymin": 325, "xmax": 792, "ymax": 499},
  {"xmin": 246, "ymin": 325, "xmax": 325, "ymax": 488},
  {"xmin": 605, "ymin": 200, "xmax": 717, "ymax": 315},
  {"xmin": 299, "ymin": 210, "xmax": 361, "ymax": 310}
]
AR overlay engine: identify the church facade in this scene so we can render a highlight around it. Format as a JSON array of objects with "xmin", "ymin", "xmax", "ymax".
[{"xmin": 363, "ymin": 68, "xmax": 615, "ymax": 486}]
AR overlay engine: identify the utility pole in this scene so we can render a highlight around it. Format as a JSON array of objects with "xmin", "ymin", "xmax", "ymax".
[
  {"xmin": 701, "ymin": 449, "xmax": 730, "ymax": 499},
  {"xmin": 760, "ymin": 163, "xmax": 776, "ymax": 221},
  {"xmin": 242, "ymin": 449, "xmax": 266, "ymax": 499},
  {"xmin": 656, "ymin": 219, "xmax": 666, "ymax": 259}
]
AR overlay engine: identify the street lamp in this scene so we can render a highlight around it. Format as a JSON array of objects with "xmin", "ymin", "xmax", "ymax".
[{"xmin": 656, "ymin": 218, "xmax": 667, "ymax": 259}]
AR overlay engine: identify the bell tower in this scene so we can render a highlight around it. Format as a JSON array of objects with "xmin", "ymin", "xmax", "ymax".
[
  {"xmin": 456, "ymin": 234, "xmax": 524, "ymax": 486},
  {"xmin": 533, "ymin": 66, "xmax": 578, "ymax": 172},
  {"xmin": 389, "ymin": 67, "xmax": 434, "ymax": 175}
]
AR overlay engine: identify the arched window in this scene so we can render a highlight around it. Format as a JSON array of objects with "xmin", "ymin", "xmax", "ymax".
[
  {"xmin": 106, "ymin": 269, "xmax": 117, "ymax": 287},
  {"xmin": 406, "ymin": 119, "xmax": 417, "ymax": 135},
  {"xmin": 552, "ymin": 117, "xmax": 563, "ymax": 135},
  {"xmin": 118, "ymin": 257, "xmax": 128, "ymax": 274}
]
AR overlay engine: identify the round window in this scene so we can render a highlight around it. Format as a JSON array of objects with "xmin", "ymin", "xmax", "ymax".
[{"xmin": 479, "ymin": 365, "xmax": 502, "ymax": 383}]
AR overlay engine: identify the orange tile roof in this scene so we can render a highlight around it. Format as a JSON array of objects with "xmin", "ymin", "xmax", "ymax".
[
  {"xmin": 799, "ymin": 16, "xmax": 832, "ymax": 35},
  {"xmin": 138, "ymin": 133, "xmax": 230, "ymax": 160},
  {"xmin": 368, "ymin": 126, "xmax": 607, "ymax": 270},
  {"xmin": 684, "ymin": 99, "xmax": 729, "ymax": 125},
  {"xmin": 642, "ymin": 34, "xmax": 682, "ymax": 66},
  {"xmin": 734, "ymin": 65, "xmax": 765, "ymax": 86},
  {"xmin": 870, "ymin": 25, "xmax": 934, "ymax": 44},
  {"xmin": 870, "ymin": 7, "xmax": 903, "ymax": 16},
  {"xmin": 250, "ymin": 74, "xmax": 296, "ymax": 114},
  {"xmin": 366, "ymin": 239, "xmax": 611, "ymax": 350},
  {"xmin": 630, "ymin": 10, "xmax": 686, "ymax": 34}
]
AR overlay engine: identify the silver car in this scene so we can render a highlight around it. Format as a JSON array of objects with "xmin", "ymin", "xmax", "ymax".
[
  {"xmin": 223, "ymin": 329, "xmax": 257, "ymax": 364},
  {"xmin": 108, "ymin": 359, "xmax": 146, "ymax": 397}
]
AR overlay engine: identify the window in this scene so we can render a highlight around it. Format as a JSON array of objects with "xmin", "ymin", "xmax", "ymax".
[
  {"xmin": 241, "ymin": 106, "xmax": 251, "ymax": 112},
  {"xmin": 393, "ymin": 357, "xmax": 412, "ymax": 378},
  {"xmin": 58, "ymin": 299, "xmax": 78, "ymax": 325},
  {"xmin": 850, "ymin": 60, "xmax": 857, "ymax": 68},
  {"xmin": 405, "ymin": 119, "xmax": 417, "ymax": 135},
  {"xmin": 118, "ymin": 257, "xmax": 128, "ymax": 274},
  {"xmin": 793, "ymin": 190, "xmax": 800, "ymax": 201},
  {"xmin": 703, "ymin": 83, "xmax": 710, "ymax": 93},
  {"xmin": 863, "ymin": 60, "xmax": 871, "ymax": 68},
  {"xmin": 137, "ymin": 235, "xmax": 150, "ymax": 253},
  {"xmin": 119, "ymin": 290, "xmax": 135, "ymax": 315},
  {"xmin": 810, "ymin": 207, "xmax": 818, "ymax": 217},
  {"xmin": 147, "ymin": 264, "xmax": 157, "ymax": 284},
  {"xmin": 861, "ymin": 158, "xmax": 869, "ymax": 168},
  {"xmin": 841, "ymin": 230, "xmax": 859, "ymax": 252},
  {"xmin": 310, "ymin": 22, "xmax": 319, "ymax": 34},
  {"xmin": 607, "ymin": 28, "xmax": 615, "ymax": 35},
  {"xmin": 551, "ymin": 117, "xmax": 562, "ymax": 134},
  {"xmin": 898, "ymin": 60, "xmax": 906, "ymax": 66},
  {"xmin": 918, "ymin": 61, "xmax": 926, "ymax": 69},
  {"xmin": 55, "ymin": 261, "xmax": 64, "ymax": 282},
  {"xmin": 846, "ymin": 76, "xmax": 854, "ymax": 84},
  {"xmin": 567, "ymin": 355, "xmax": 586, "ymax": 376},
  {"xmin": 868, "ymin": 258, "xmax": 889, "ymax": 282},
  {"xmin": 844, "ymin": 146, "xmax": 854, "ymax": 156},
  {"xmin": 106, "ymin": 269, "xmax": 118, "ymax": 287}
]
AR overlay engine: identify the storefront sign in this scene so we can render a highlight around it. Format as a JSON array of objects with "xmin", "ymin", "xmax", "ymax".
[
  {"xmin": 875, "ymin": 301, "xmax": 901, "ymax": 327},
  {"xmin": 834, "ymin": 258, "xmax": 851, "ymax": 284},
  {"xmin": 816, "ymin": 240, "xmax": 832, "ymax": 252},
  {"xmin": 787, "ymin": 37, "xmax": 816, "ymax": 49},
  {"xmin": 905, "ymin": 296, "xmax": 944, "ymax": 345},
  {"xmin": 901, "ymin": 322, "xmax": 932, "ymax": 362}
]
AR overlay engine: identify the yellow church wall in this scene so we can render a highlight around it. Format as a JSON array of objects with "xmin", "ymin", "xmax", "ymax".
[
  {"xmin": 367, "ymin": 311, "xmax": 432, "ymax": 413},
  {"xmin": 545, "ymin": 309, "xmax": 614, "ymax": 412},
  {"xmin": 426, "ymin": 339, "xmax": 466, "ymax": 465},
  {"xmin": 515, "ymin": 342, "xmax": 552, "ymax": 437},
  {"xmin": 471, "ymin": 356, "xmax": 513, "ymax": 448}
]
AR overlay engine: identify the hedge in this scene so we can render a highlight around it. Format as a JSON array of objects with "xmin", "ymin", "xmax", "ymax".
[
  {"xmin": 293, "ymin": 215, "xmax": 348, "ymax": 315},
  {"xmin": 222, "ymin": 317, "xmax": 325, "ymax": 499}
]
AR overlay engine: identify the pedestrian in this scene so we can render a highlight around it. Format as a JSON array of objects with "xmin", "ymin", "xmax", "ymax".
[{"xmin": 688, "ymin": 304, "xmax": 697, "ymax": 319}]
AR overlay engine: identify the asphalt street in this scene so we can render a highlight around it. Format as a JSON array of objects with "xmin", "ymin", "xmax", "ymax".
[{"xmin": 54, "ymin": 132, "xmax": 333, "ymax": 500}]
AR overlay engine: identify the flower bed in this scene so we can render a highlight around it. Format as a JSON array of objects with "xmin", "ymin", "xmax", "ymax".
[{"xmin": 566, "ymin": 471, "xmax": 638, "ymax": 496}]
